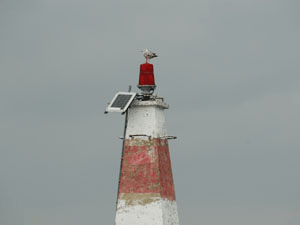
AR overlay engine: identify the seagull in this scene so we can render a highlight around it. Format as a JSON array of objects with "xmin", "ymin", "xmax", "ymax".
[{"xmin": 141, "ymin": 49, "xmax": 158, "ymax": 63}]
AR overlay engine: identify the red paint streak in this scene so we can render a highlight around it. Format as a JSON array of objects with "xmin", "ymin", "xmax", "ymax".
[{"xmin": 118, "ymin": 138, "xmax": 176, "ymax": 200}]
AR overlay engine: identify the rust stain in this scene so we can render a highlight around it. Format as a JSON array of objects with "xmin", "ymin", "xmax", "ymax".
[{"xmin": 120, "ymin": 193, "xmax": 160, "ymax": 206}]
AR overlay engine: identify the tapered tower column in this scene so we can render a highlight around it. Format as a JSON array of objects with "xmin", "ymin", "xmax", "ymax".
[{"xmin": 114, "ymin": 63, "xmax": 180, "ymax": 225}]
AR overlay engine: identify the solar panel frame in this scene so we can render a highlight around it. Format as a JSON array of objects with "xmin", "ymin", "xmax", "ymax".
[{"xmin": 105, "ymin": 92, "xmax": 136, "ymax": 113}]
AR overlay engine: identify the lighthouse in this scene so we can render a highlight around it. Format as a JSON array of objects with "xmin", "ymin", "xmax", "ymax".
[{"xmin": 105, "ymin": 52, "xmax": 180, "ymax": 225}]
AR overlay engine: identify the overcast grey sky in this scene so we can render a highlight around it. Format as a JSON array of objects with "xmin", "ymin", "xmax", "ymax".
[{"xmin": 1, "ymin": 0, "xmax": 299, "ymax": 224}]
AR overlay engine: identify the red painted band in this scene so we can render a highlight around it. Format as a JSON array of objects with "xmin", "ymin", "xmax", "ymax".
[{"xmin": 118, "ymin": 138, "xmax": 176, "ymax": 201}]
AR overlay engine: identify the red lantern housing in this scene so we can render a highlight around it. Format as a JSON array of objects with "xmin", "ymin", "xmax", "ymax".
[{"xmin": 139, "ymin": 63, "xmax": 155, "ymax": 85}]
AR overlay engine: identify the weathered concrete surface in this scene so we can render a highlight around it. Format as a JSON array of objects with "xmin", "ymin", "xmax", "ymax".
[
  {"xmin": 115, "ymin": 198, "xmax": 179, "ymax": 225},
  {"xmin": 115, "ymin": 99, "xmax": 180, "ymax": 225},
  {"xmin": 125, "ymin": 99, "xmax": 168, "ymax": 139}
]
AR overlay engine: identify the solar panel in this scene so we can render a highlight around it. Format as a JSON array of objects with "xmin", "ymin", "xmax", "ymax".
[
  {"xmin": 111, "ymin": 94, "xmax": 132, "ymax": 109},
  {"xmin": 105, "ymin": 92, "xmax": 136, "ymax": 113}
]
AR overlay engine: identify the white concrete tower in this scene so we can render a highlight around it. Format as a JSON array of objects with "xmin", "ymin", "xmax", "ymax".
[{"xmin": 106, "ymin": 60, "xmax": 180, "ymax": 225}]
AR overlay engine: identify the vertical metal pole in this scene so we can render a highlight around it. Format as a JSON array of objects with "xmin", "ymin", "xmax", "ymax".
[
  {"xmin": 115, "ymin": 86, "xmax": 131, "ymax": 208},
  {"xmin": 116, "ymin": 110, "xmax": 128, "ymax": 208}
]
